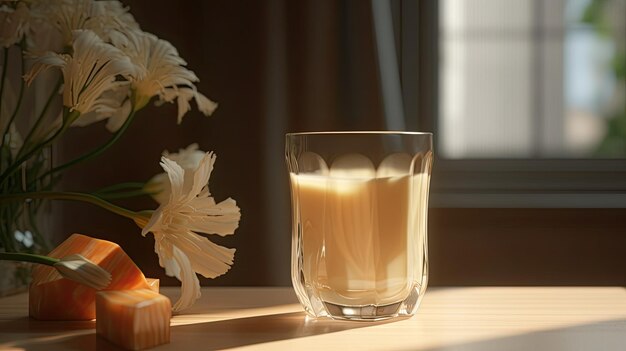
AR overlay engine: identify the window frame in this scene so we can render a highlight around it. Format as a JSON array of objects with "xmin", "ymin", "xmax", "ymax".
[{"xmin": 400, "ymin": 0, "xmax": 626, "ymax": 208}]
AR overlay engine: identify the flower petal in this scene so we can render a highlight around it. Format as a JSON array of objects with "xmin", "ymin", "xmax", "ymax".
[
  {"xmin": 23, "ymin": 52, "xmax": 67, "ymax": 86},
  {"xmin": 163, "ymin": 143, "xmax": 205, "ymax": 170},
  {"xmin": 171, "ymin": 245, "xmax": 201, "ymax": 312},
  {"xmin": 153, "ymin": 234, "xmax": 179, "ymax": 278},
  {"xmin": 72, "ymin": 85, "xmax": 132, "ymax": 129},
  {"xmin": 29, "ymin": 0, "xmax": 139, "ymax": 45},
  {"xmin": 194, "ymin": 91, "xmax": 218, "ymax": 116},
  {"xmin": 170, "ymin": 231, "xmax": 235, "ymax": 279},
  {"xmin": 187, "ymin": 198, "xmax": 241, "ymax": 236},
  {"xmin": 160, "ymin": 156, "xmax": 185, "ymax": 202},
  {"xmin": 142, "ymin": 208, "xmax": 163, "ymax": 236},
  {"xmin": 54, "ymin": 254, "xmax": 112, "ymax": 290},
  {"xmin": 185, "ymin": 152, "xmax": 215, "ymax": 203},
  {"xmin": 0, "ymin": 3, "xmax": 30, "ymax": 48},
  {"xmin": 104, "ymin": 98, "xmax": 132, "ymax": 132},
  {"xmin": 176, "ymin": 88, "xmax": 193, "ymax": 124}
]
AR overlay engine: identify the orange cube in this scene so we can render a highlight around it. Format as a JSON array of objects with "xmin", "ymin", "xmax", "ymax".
[
  {"xmin": 96, "ymin": 289, "xmax": 171, "ymax": 350},
  {"xmin": 29, "ymin": 234, "xmax": 151, "ymax": 320}
]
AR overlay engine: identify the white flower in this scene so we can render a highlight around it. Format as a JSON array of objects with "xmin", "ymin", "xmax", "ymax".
[
  {"xmin": 29, "ymin": 0, "xmax": 139, "ymax": 46},
  {"xmin": 0, "ymin": 2, "xmax": 30, "ymax": 48},
  {"xmin": 163, "ymin": 143, "xmax": 207, "ymax": 170},
  {"xmin": 141, "ymin": 152, "xmax": 240, "ymax": 312},
  {"xmin": 145, "ymin": 144, "xmax": 206, "ymax": 204},
  {"xmin": 24, "ymin": 30, "xmax": 136, "ymax": 120},
  {"xmin": 53, "ymin": 254, "xmax": 112, "ymax": 290},
  {"xmin": 111, "ymin": 30, "xmax": 217, "ymax": 122},
  {"xmin": 74, "ymin": 86, "xmax": 132, "ymax": 131},
  {"xmin": 87, "ymin": 0, "xmax": 139, "ymax": 41}
]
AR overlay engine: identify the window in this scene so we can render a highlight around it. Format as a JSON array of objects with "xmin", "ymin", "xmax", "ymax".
[
  {"xmin": 402, "ymin": 0, "xmax": 626, "ymax": 207},
  {"xmin": 440, "ymin": 0, "xmax": 625, "ymax": 158}
]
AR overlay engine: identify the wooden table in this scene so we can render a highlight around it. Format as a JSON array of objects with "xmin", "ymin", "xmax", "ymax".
[{"xmin": 1, "ymin": 287, "xmax": 625, "ymax": 350}]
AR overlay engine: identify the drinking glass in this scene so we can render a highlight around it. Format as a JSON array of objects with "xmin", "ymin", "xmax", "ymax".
[{"xmin": 286, "ymin": 131, "xmax": 433, "ymax": 320}]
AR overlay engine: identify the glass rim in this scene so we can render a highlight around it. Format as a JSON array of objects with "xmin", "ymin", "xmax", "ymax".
[{"xmin": 286, "ymin": 131, "xmax": 433, "ymax": 137}]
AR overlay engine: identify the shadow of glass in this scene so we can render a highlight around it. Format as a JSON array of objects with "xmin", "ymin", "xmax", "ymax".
[
  {"xmin": 164, "ymin": 287, "xmax": 301, "ymax": 315},
  {"xmin": 169, "ymin": 311, "xmax": 400, "ymax": 350}
]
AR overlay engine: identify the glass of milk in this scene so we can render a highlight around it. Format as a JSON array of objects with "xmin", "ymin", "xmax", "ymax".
[{"xmin": 286, "ymin": 132, "xmax": 433, "ymax": 321}]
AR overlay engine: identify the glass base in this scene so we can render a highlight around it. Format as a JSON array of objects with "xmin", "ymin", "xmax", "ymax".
[
  {"xmin": 297, "ymin": 282, "xmax": 425, "ymax": 321},
  {"xmin": 323, "ymin": 301, "xmax": 404, "ymax": 321}
]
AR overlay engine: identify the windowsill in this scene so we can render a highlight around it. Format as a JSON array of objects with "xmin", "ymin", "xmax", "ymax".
[
  {"xmin": 431, "ymin": 192, "xmax": 626, "ymax": 208},
  {"xmin": 430, "ymin": 158, "xmax": 626, "ymax": 208}
]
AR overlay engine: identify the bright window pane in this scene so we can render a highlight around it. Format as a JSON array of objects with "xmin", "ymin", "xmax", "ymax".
[{"xmin": 439, "ymin": 0, "xmax": 626, "ymax": 158}]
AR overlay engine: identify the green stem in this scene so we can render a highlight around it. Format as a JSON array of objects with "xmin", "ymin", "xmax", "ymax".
[
  {"xmin": 0, "ymin": 191, "xmax": 141, "ymax": 222},
  {"xmin": 19, "ymin": 79, "xmax": 63, "ymax": 158},
  {"xmin": 0, "ymin": 47, "xmax": 8, "ymax": 173},
  {"xmin": 0, "ymin": 202, "xmax": 18, "ymax": 252},
  {"xmin": 0, "ymin": 39, "xmax": 25, "ymax": 153},
  {"xmin": 1, "ymin": 43, "xmax": 25, "ymax": 154},
  {"xmin": 0, "ymin": 110, "xmax": 75, "ymax": 187},
  {"xmin": 0, "ymin": 252, "xmax": 59, "ymax": 266},
  {"xmin": 93, "ymin": 182, "xmax": 145, "ymax": 194},
  {"xmin": 0, "ymin": 48, "xmax": 9, "ymax": 122},
  {"xmin": 96, "ymin": 189, "xmax": 152, "ymax": 200},
  {"xmin": 35, "ymin": 109, "xmax": 136, "ymax": 184}
]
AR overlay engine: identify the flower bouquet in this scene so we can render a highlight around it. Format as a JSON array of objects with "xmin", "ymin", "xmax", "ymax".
[{"xmin": 0, "ymin": 0, "xmax": 240, "ymax": 312}]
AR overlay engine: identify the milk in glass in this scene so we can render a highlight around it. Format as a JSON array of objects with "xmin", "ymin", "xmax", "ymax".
[{"xmin": 290, "ymin": 153, "xmax": 427, "ymax": 307}]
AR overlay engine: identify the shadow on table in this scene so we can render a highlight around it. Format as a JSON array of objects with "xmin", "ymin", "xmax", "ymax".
[
  {"xmin": 0, "ymin": 318, "xmax": 95, "ymax": 351},
  {"xmin": 0, "ymin": 317, "xmax": 94, "ymax": 333},
  {"xmin": 398, "ymin": 319, "xmax": 626, "ymax": 351},
  {"xmin": 3, "ymin": 317, "xmax": 625, "ymax": 351},
  {"xmin": 1, "ymin": 312, "xmax": 398, "ymax": 351},
  {"xmin": 171, "ymin": 288, "xmax": 303, "ymax": 316}
]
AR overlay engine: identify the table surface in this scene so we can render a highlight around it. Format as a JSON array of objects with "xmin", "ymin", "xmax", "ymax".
[{"xmin": 0, "ymin": 286, "xmax": 625, "ymax": 351}]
